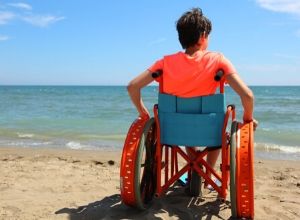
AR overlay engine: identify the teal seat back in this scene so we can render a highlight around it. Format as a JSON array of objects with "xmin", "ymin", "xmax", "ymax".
[{"xmin": 158, "ymin": 93, "xmax": 225, "ymax": 147}]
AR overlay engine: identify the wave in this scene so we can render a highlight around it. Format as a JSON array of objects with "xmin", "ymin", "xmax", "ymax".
[
  {"xmin": 255, "ymin": 142, "xmax": 300, "ymax": 153},
  {"xmin": 17, "ymin": 133, "xmax": 35, "ymax": 138},
  {"xmin": 83, "ymin": 134, "xmax": 125, "ymax": 141},
  {"xmin": 65, "ymin": 141, "xmax": 93, "ymax": 150},
  {"xmin": 0, "ymin": 140, "xmax": 52, "ymax": 147}
]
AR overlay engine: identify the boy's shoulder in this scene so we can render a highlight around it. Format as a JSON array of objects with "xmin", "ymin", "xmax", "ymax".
[
  {"xmin": 164, "ymin": 51, "xmax": 183, "ymax": 59},
  {"xmin": 203, "ymin": 50, "xmax": 222, "ymax": 57},
  {"xmin": 162, "ymin": 51, "xmax": 223, "ymax": 62}
]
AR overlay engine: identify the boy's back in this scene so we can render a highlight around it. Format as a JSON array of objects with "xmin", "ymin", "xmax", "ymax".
[{"xmin": 148, "ymin": 51, "xmax": 236, "ymax": 97}]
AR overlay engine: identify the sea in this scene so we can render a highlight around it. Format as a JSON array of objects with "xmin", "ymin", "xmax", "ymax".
[{"xmin": 0, "ymin": 86, "xmax": 299, "ymax": 161}]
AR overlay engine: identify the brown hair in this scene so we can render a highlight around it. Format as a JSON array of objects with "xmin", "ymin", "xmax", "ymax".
[{"xmin": 176, "ymin": 8, "xmax": 212, "ymax": 49}]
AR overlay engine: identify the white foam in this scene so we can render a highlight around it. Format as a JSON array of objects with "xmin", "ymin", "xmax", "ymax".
[
  {"xmin": 5, "ymin": 141, "xmax": 51, "ymax": 147},
  {"xmin": 65, "ymin": 141, "xmax": 94, "ymax": 150},
  {"xmin": 255, "ymin": 142, "xmax": 300, "ymax": 153},
  {"xmin": 260, "ymin": 128, "xmax": 270, "ymax": 131},
  {"xmin": 66, "ymin": 141, "xmax": 83, "ymax": 149},
  {"xmin": 17, "ymin": 133, "xmax": 34, "ymax": 138}
]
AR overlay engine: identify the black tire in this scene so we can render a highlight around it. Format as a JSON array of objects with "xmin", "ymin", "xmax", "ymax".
[
  {"xmin": 230, "ymin": 121, "xmax": 238, "ymax": 217},
  {"xmin": 189, "ymin": 170, "xmax": 202, "ymax": 197},
  {"xmin": 134, "ymin": 118, "xmax": 157, "ymax": 210}
]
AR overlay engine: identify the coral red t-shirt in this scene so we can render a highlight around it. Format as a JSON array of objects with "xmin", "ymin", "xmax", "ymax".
[{"xmin": 148, "ymin": 51, "xmax": 237, "ymax": 97}]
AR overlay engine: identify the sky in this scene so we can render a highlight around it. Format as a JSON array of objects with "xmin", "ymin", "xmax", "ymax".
[{"xmin": 0, "ymin": 0, "xmax": 300, "ymax": 86}]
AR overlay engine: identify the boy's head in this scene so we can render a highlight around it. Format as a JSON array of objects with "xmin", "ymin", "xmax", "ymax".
[{"xmin": 176, "ymin": 8, "xmax": 212, "ymax": 49}]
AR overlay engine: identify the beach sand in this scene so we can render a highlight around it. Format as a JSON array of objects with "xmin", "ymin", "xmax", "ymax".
[{"xmin": 0, "ymin": 147, "xmax": 299, "ymax": 220}]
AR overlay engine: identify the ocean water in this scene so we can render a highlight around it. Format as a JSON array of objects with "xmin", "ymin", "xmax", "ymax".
[{"xmin": 0, "ymin": 86, "xmax": 299, "ymax": 160}]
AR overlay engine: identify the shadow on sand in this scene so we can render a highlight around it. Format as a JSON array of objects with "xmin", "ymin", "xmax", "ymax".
[{"xmin": 55, "ymin": 186, "xmax": 235, "ymax": 220}]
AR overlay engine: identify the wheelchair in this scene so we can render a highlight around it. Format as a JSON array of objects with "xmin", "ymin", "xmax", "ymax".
[{"xmin": 120, "ymin": 70, "xmax": 254, "ymax": 219}]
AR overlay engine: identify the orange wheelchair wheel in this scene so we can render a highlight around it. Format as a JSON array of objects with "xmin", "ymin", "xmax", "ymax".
[
  {"xmin": 120, "ymin": 118, "xmax": 157, "ymax": 209},
  {"xmin": 230, "ymin": 121, "xmax": 254, "ymax": 219}
]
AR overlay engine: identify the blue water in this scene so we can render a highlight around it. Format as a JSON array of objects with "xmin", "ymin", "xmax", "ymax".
[{"xmin": 0, "ymin": 86, "xmax": 299, "ymax": 160}]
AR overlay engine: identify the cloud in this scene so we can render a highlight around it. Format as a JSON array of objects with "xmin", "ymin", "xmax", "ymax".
[
  {"xmin": 8, "ymin": 3, "xmax": 32, "ymax": 10},
  {"xmin": 22, "ymin": 15, "xmax": 65, "ymax": 27},
  {"xmin": 256, "ymin": 0, "xmax": 300, "ymax": 15},
  {"xmin": 0, "ymin": 11, "xmax": 15, "ymax": 24},
  {"xmin": 0, "ymin": 34, "xmax": 9, "ymax": 41},
  {"xmin": 0, "ymin": 3, "xmax": 64, "ymax": 28}
]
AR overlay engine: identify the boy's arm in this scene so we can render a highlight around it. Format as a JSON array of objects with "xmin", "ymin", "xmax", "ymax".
[
  {"xmin": 225, "ymin": 73, "xmax": 258, "ymax": 129},
  {"xmin": 127, "ymin": 70, "xmax": 154, "ymax": 119}
]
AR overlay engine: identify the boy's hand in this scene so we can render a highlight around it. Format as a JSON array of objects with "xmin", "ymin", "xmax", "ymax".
[
  {"xmin": 244, "ymin": 118, "xmax": 258, "ymax": 131},
  {"xmin": 252, "ymin": 119, "xmax": 258, "ymax": 131}
]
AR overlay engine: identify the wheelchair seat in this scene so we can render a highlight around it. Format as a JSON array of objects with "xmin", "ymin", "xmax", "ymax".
[{"xmin": 158, "ymin": 93, "xmax": 225, "ymax": 147}]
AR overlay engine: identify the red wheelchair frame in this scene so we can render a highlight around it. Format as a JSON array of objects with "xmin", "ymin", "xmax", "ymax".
[{"xmin": 120, "ymin": 77, "xmax": 254, "ymax": 219}]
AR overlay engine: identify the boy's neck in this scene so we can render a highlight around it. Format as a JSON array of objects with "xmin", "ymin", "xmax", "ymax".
[
  {"xmin": 185, "ymin": 47, "xmax": 204, "ymax": 56},
  {"xmin": 185, "ymin": 36, "xmax": 208, "ymax": 56}
]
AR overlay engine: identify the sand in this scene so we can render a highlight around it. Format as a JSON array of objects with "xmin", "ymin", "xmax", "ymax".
[{"xmin": 0, "ymin": 147, "xmax": 299, "ymax": 220}]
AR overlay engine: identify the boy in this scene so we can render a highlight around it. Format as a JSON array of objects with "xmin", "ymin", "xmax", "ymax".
[{"xmin": 127, "ymin": 8, "xmax": 257, "ymax": 185}]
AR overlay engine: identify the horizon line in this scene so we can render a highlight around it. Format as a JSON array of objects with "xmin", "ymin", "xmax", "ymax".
[{"xmin": 0, "ymin": 84, "xmax": 300, "ymax": 87}]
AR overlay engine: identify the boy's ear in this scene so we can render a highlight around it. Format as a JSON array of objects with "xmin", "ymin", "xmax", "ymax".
[{"xmin": 198, "ymin": 35, "xmax": 206, "ymax": 44}]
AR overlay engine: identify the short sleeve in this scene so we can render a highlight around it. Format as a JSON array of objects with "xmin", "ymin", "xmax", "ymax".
[
  {"xmin": 219, "ymin": 55, "xmax": 237, "ymax": 76},
  {"xmin": 148, "ymin": 59, "xmax": 163, "ymax": 82}
]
